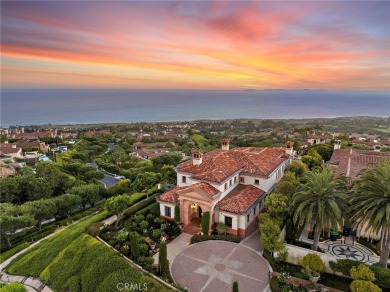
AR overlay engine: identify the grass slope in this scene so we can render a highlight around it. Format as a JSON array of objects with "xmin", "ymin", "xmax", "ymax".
[{"xmin": 6, "ymin": 212, "xmax": 171, "ymax": 292}]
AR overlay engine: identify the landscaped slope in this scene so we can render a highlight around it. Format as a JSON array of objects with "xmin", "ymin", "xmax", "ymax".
[{"xmin": 6, "ymin": 212, "xmax": 171, "ymax": 292}]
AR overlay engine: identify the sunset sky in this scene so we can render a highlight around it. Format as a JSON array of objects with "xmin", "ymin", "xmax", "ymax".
[{"xmin": 1, "ymin": 1, "xmax": 389, "ymax": 90}]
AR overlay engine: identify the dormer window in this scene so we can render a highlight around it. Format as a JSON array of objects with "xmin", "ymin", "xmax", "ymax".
[
  {"xmin": 254, "ymin": 179, "xmax": 259, "ymax": 185},
  {"xmin": 182, "ymin": 176, "xmax": 187, "ymax": 183}
]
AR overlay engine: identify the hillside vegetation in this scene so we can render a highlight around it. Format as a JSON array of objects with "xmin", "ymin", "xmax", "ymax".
[{"xmin": 6, "ymin": 212, "xmax": 171, "ymax": 292}]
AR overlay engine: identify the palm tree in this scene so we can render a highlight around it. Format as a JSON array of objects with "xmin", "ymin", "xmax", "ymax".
[
  {"xmin": 349, "ymin": 161, "xmax": 390, "ymax": 268},
  {"xmin": 289, "ymin": 166, "xmax": 348, "ymax": 250}
]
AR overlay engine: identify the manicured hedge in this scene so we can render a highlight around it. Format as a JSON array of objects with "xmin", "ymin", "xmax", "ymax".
[
  {"xmin": 269, "ymin": 276, "xmax": 279, "ymax": 292},
  {"xmin": 190, "ymin": 234, "xmax": 241, "ymax": 244},
  {"xmin": 329, "ymin": 259, "xmax": 360, "ymax": 275},
  {"xmin": 263, "ymin": 249, "xmax": 277, "ymax": 271},
  {"xmin": 7, "ymin": 211, "xmax": 171, "ymax": 292},
  {"xmin": 135, "ymin": 202, "xmax": 160, "ymax": 216},
  {"xmin": 6, "ymin": 203, "xmax": 106, "ymax": 250},
  {"xmin": 371, "ymin": 265, "xmax": 390, "ymax": 289},
  {"xmin": 356, "ymin": 238, "xmax": 380, "ymax": 255},
  {"xmin": 7, "ymin": 212, "xmax": 109, "ymax": 277},
  {"xmin": 124, "ymin": 193, "xmax": 160, "ymax": 217},
  {"xmin": 329, "ymin": 259, "xmax": 390, "ymax": 289},
  {"xmin": 0, "ymin": 282, "xmax": 26, "ymax": 292},
  {"xmin": 0, "ymin": 242, "xmax": 31, "ymax": 264}
]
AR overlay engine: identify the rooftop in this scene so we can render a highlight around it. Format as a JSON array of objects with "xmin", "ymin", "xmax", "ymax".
[
  {"xmin": 329, "ymin": 149, "xmax": 390, "ymax": 180},
  {"xmin": 215, "ymin": 185, "xmax": 265, "ymax": 214},
  {"xmin": 177, "ymin": 147, "xmax": 288, "ymax": 183}
]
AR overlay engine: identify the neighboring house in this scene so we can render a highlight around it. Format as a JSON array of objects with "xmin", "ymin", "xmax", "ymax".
[
  {"xmin": 0, "ymin": 146, "xmax": 23, "ymax": 159},
  {"xmin": 329, "ymin": 148, "xmax": 390, "ymax": 183},
  {"xmin": 157, "ymin": 140, "xmax": 295, "ymax": 238},
  {"xmin": 134, "ymin": 148, "xmax": 171, "ymax": 159},
  {"xmin": 12, "ymin": 130, "xmax": 57, "ymax": 139},
  {"xmin": 307, "ymin": 134, "xmax": 333, "ymax": 145},
  {"xmin": 0, "ymin": 166, "xmax": 17, "ymax": 178}
]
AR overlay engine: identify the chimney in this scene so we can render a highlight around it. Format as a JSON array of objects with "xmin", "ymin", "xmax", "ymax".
[
  {"xmin": 285, "ymin": 141, "xmax": 294, "ymax": 155},
  {"xmin": 192, "ymin": 150, "xmax": 203, "ymax": 165},
  {"xmin": 221, "ymin": 139, "xmax": 230, "ymax": 151},
  {"xmin": 334, "ymin": 140, "xmax": 341, "ymax": 150}
]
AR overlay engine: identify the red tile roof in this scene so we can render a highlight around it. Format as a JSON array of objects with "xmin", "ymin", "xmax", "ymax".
[
  {"xmin": 215, "ymin": 185, "xmax": 265, "ymax": 214},
  {"xmin": 177, "ymin": 147, "xmax": 287, "ymax": 182},
  {"xmin": 189, "ymin": 182, "xmax": 219, "ymax": 197},
  {"xmin": 308, "ymin": 134, "xmax": 333, "ymax": 139},
  {"xmin": 0, "ymin": 147, "xmax": 21, "ymax": 154},
  {"xmin": 157, "ymin": 182, "xmax": 219, "ymax": 204},
  {"xmin": 157, "ymin": 186, "xmax": 183, "ymax": 204},
  {"xmin": 330, "ymin": 149, "xmax": 390, "ymax": 180}
]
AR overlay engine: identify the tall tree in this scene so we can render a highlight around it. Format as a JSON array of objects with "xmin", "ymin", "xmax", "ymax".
[
  {"xmin": 105, "ymin": 194, "xmax": 132, "ymax": 228},
  {"xmin": 264, "ymin": 193, "xmax": 289, "ymax": 220},
  {"xmin": 132, "ymin": 172, "xmax": 161, "ymax": 193},
  {"xmin": 349, "ymin": 161, "xmax": 390, "ymax": 268},
  {"xmin": 22, "ymin": 199, "xmax": 57, "ymax": 230},
  {"xmin": 69, "ymin": 184, "xmax": 103, "ymax": 210},
  {"xmin": 276, "ymin": 171, "xmax": 300, "ymax": 197},
  {"xmin": 0, "ymin": 203, "xmax": 35, "ymax": 248},
  {"xmin": 52, "ymin": 194, "xmax": 82, "ymax": 219},
  {"xmin": 158, "ymin": 240, "xmax": 170, "ymax": 279},
  {"xmin": 289, "ymin": 166, "xmax": 347, "ymax": 250}
]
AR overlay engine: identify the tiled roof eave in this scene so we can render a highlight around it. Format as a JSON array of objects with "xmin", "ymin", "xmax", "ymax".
[{"xmin": 216, "ymin": 194, "xmax": 265, "ymax": 215}]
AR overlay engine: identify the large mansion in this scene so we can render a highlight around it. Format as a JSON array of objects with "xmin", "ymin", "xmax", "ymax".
[{"xmin": 157, "ymin": 140, "xmax": 295, "ymax": 238}]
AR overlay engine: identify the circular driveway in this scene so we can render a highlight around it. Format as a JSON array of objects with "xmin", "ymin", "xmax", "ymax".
[{"xmin": 171, "ymin": 240, "xmax": 270, "ymax": 292}]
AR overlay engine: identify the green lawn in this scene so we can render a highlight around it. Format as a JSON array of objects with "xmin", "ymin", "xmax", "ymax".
[{"xmin": 6, "ymin": 212, "xmax": 171, "ymax": 292}]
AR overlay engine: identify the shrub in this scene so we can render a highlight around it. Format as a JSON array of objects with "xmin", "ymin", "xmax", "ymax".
[
  {"xmin": 329, "ymin": 259, "xmax": 361, "ymax": 276},
  {"xmin": 134, "ymin": 214, "xmax": 145, "ymax": 224},
  {"xmin": 232, "ymin": 281, "xmax": 239, "ymax": 292},
  {"xmin": 263, "ymin": 249, "xmax": 277, "ymax": 271},
  {"xmin": 0, "ymin": 282, "xmax": 26, "ymax": 292},
  {"xmin": 350, "ymin": 264, "xmax": 375, "ymax": 281},
  {"xmin": 190, "ymin": 234, "xmax": 241, "ymax": 244},
  {"xmin": 152, "ymin": 229, "xmax": 162, "ymax": 240},
  {"xmin": 123, "ymin": 193, "xmax": 160, "ymax": 217},
  {"xmin": 115, "ymin": 229, "xmax": 129, "ymax": 243},
  {"xmin": 139, "ymin": 220, "xmax": 149, "ymax": 230},
  {"xmin": 350, "ymin": 280, "xmax": 381, "ymax": 292},
  {"xmin": 216, "ymin": 223, "xmax": 228, "ymax": 234},
  {"xmin": 129, "ymin": 232, "xmax": 140, "ymax": 261},
  {"xmin": 119, "ymin": 245, "xmax": 129, "ymax": 255},
  {"xmin": 135, "ymin": 202, "xmax": 160, "ymax": 216},
  {"xmin": 371, "ymin": 265, "xmax": 390, "ymax": 289},
  {"xmin": 158, "ymin": 240, "xmax": 170, "ymax": 280},
  {"xmin": 174, "ymin": 204, "xmax": 180, "ymax": 223},
  {"xmin": 139, "ymin": 244, "xmax": 148, "ymax": 255},
  {"xmin": 201, "ymin": 212, "xmax": 210, "ymax": 234},
  {"xmin": 269, "ymin": 276, "xmax": 279, "ymax": 292},
  {"xmin": 86, "ymin": 222, "xmax": 103, "ymax": 237},
  {"xmin": 285, "ymin": 218, "xmax": 293, "ymax": 244},
  {"xmin": 0, "ymin": 242, "xmax": 31, "ymax": 264},
  {"xmin": 301, "ymin": 253, "xmax": 325, "ymax": 277}
]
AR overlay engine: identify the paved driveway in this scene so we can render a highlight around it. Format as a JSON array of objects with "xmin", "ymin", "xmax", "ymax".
[
  {"xmin": 171, "ymin": 233, "xmax": 269, "ymax": 292},
  {"xmin": 99, "ymin": 175, "xmax": 120, "ymax": 188}
]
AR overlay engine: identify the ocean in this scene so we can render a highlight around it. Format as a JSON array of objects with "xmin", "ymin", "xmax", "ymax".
[{"xmin": 1, "ymin": 89, "xmax": 389, "ymax": 127}]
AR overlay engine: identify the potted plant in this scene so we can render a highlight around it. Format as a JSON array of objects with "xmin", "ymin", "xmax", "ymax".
[
  {"xmin": 150, "ymin": 240, "xmax": 156, "ymax": 250},
  {"xmin": 301, "ymin": 253, "xmax": 325, "ymax": 283}
]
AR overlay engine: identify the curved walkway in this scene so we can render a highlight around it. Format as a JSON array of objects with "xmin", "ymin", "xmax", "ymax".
[
  {"xmin": 0, "ymin": 232, "xmax": 57, "ymax": 292},
  {"xmin": 171, "ymin": 231, "xmax": 270, "ymax": 292}
]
